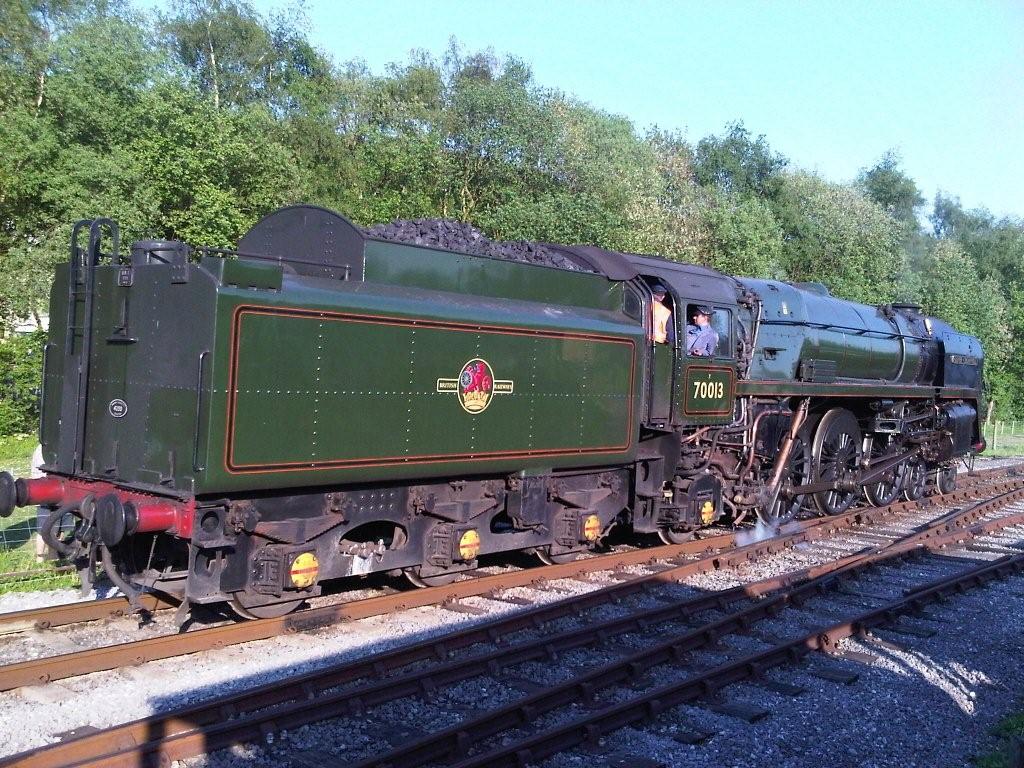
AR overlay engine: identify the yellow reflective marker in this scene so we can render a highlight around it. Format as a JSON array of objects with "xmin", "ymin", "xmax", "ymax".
[
  {"xmin": 289, "ymin": 551, "xmax": 319, "ymax": 589},
  {"xmin": 458, "ymin": 529, "xmax": 481, "ymax": 561}
]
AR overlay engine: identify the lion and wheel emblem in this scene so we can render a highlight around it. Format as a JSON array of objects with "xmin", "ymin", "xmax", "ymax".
[{"xmin": 437, "ymin": 358, "xmax": 514, "ymax": 414}]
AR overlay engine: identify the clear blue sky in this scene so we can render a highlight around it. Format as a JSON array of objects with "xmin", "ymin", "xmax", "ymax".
[{"xmin": 252, "ymin": 0, "xmax": 1024, "ymax": 218}]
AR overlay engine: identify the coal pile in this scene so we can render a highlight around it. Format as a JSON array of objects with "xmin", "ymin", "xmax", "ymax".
[{"xmin": 364, "ymin": 219, "xmax": 592, "ymax": 273}]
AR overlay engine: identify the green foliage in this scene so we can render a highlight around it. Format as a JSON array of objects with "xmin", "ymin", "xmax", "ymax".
[
  {"xmin": 773, "ymin": 172, "xmax": 904, "ymax": 304},
  {"xmin": 701, "ymin": 193, "xmax": 784, "ymax": 278},
  {"xmin": 928, "ymin": 195, "xmax": 1024, "ymax": 417},
  {"xmin": 856, "ymin": 151, "xmax": 925, "ymax": 229},
  {"xmin": 0, "ymin": 331, "xmax": 45, "ymax": 436},
  {"xmin": 693, "ymin": 121, "xmax": 788, "ymax": 200},
  {"xmin": 131, "ymin": 83, "xmax": 297, "ymax": 246},
  {"xmin": 922, "ymin": 240, "xmax": 1012, "ymax": 414},
  {"xmin": 974, "ymin": 708, "xmax": 1024, "ymax": 768},
  {"xmin": 0, "ymin": 2, "xmax": 1022, "ymax": 420}
]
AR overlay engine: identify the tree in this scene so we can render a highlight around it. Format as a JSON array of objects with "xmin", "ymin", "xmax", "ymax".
[
  {"xmin": 773, "ymin": 173, "xmax": 903, "ymax": 304},
  {"xmin": 0, "ymin": 330, "xmax": 46, "ymax": 435},
  {"xmin": 161, "ymin": 0, "xmax": 329, "ymax": 112},
  {"xmin": 0, "ymin": 9, "xmax": 160, "ymax": 329},
  {"xmin": 131, "ymin": 83, "xmax": 298, "ymax": 247},
  {"xmin": 693, "ymin": 121, "xmax": 788, "ymax": 200},
  {"xmin": 856, "ymin": 151, "xmax": 924, "ymax": 229},
  {"xmin": 922, "ymin": 239, "xmax": 1012, "ymax": 415},
  {"xmin": 701, "ymin": 192, "xmax": 784, "ymax": 278}
]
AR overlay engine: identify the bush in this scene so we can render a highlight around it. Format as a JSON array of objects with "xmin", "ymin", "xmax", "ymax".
[{"xmin": 0, "ymin": 331, "xmax": 46, "ymax": 437}]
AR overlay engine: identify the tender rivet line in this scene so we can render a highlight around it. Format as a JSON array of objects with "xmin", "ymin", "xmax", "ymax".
[
  {"xmin": 312, "ymin": 318, "xmax": 324, "ymax": 460},
  {"xmin": 405, "ymin": 330, "xmax": 416, "ymax": 457}
]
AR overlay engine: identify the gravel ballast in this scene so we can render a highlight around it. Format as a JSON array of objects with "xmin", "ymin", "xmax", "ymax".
[{"xmin": 1, "ymin": 471, "xmax": 1023, "ymax": 766}]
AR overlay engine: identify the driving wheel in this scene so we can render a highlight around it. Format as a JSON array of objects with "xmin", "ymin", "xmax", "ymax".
[
  {"xmin": 811, "ymin": 408, "xmax": 863, "ymax": 515},
  {"xmin": 759, "ymin": 422, "xmax": 814, "ymax": 527}
]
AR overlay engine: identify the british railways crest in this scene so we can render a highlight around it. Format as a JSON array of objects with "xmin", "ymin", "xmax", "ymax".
[{"xmin": 436, "ymin": 358, "xmax": 514, "ymax": 414}]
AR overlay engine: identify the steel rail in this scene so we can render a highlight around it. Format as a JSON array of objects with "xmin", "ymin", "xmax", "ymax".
[
  {"xmin": 0, "ymin": 462, "xmax": 1011, "ymax": 638},
  {"xmin": 3, "ymin": 471, "xmax": 1009, "ymax": 692},
  {"xmin": 361, "ymin": 505, "xmax": 1024, "ymax": 768},
  {"xmin": 0, "ymin": 593, "xmax": 176, "ymax": 636},
  {"xmin": 13, "ymin": 537, "xmax": 884, "ymax": 768},
  {"xmin": 447, "ymin": 550, "xmax": 1024, "ymax": 768},
  {"xmin": 0, "ymin": 463, "xmax": 1015, "ymax": 640},
  {"xmin": 8, "ymin": 480, "xmax": 1024, "ymax": 768}
]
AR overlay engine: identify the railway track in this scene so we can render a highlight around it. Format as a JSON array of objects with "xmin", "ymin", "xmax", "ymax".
[
  {"xmin": 0, "ymin": 467, "xmax": 1019, "ymax": 695},
  {"xmin": 0, "ymin": 463, "xmax": 1017, "ymax": 641},
  {"xmin": 4, "ymin": 473, "xmax": 1024, "ymax": 768}
]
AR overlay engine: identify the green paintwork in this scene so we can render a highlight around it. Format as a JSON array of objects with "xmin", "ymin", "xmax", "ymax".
[
  {"xmin": 671, "ymin": 307, "xmax": 738, "ymax": 426},
  {"xmin": 364, "ymin": 239, "xmax": 624, "ymax": 313},
  {"xmin": 737, "ymin": 380, "xmax": 978, "ymax": 400},
  {"xmin": 40, "ymin": 248, "xmax": 642, "ymax": 497},
  {"xmin": 202, "ymin": 257, "xmax": 283, "ymax": 291},
  {"xmin": 738, "ymin": 278, "xmax": 931, "ymax": 384},
  {"xmin": 43, "ymin": 262, "xmax": 216, "ymax": 494}
]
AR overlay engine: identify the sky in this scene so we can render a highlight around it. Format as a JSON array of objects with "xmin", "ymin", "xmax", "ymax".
[{"xmin": 249, "ymin": 0, "xmax": 1024, "ymax": 219}]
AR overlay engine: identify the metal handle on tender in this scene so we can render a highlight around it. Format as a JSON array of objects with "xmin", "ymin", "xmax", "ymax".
[
  {"xmin": 86, "ymin": 218, "xmax": 121, "ymax": 265},
  {"xmin": 193, "ymin": 350, "xmax": 210, "ymax": 472},
  {"xmin": 38, "ymin": 342, "xmax": 55, "ymax": 447}
]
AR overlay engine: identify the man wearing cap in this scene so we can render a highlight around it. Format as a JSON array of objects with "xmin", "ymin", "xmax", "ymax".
[
  {"xmin": 686, "ymin": 305, "xmax": 718, "ymax": 356},
  {"xmin": 650, "ymin": 285, "xmax": 673, "ymax": 344}
]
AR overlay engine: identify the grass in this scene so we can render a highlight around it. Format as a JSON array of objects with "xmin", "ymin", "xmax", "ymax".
[
  {"xmin": 982, "ymin": 424, "xmax": 1024, "ymax": 458},
  {"xmin": 975, "ymin": 710, "xmax": 1024, "ymax": 767},
  {"xmin": 982, "ymin": 437, "xmax": 1024, "ymax": 458},
  {"xmin": 0, "ymin": 433, "xmax": 76, "ymax": 592}
]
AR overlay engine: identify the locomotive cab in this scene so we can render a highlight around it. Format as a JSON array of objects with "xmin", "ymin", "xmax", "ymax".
[{"xmin": 627, "ymin": 256, "xmax": 740, "ymax": 431}]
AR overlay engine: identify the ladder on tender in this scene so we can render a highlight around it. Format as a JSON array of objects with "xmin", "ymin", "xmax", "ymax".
[{"xmin": 57, "ymin": 219, "xmax": 120, "ymax": 474}]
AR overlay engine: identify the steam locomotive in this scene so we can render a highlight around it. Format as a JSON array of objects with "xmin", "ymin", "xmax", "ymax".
[{"xmin": 0, "ymin": 206, "xmax": 985, "ymax": 618}]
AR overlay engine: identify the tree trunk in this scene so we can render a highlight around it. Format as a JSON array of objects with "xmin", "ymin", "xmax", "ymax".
[{"xmin": 206, "ymin": 19, "xmax": 219, "ymax": 109}]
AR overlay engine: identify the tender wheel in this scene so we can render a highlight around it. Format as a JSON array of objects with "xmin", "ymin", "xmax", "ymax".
[
  {"xmin": 760, "ymin": 423, "xmax": 814, "ymax": 527},
  {"xmin": 535, "ymin": 547, "xmax": 582, "ymax": 565},
  {"xmin": 811, "ymin": 408, "xmax": 863, "ymax": 515},
  {"xmin": 903, "ymin": 460, "xmax": 928, "ymax": 501},
  {"xmin": 403, "ymin": 566, "xmax": 460, "ymax": 588},
  {"xmin": 936, "ymin": 464, "xmax": 958, "ymax": 495},
  {"xmin": 658, "ymin": 528, "xmax": 694, "ymax": 545},
  {"xmin": 863, "ymin": 437, "xmax": 909, "ymax": 507},
  {"xmin": 228, "ymin": 592, "xmax": 304, "ymax": 620}
]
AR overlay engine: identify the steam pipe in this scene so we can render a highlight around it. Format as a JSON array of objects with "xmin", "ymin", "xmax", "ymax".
[{"xmin": 761, "ymin": 398, "xmax": 811, "ymax": 516}]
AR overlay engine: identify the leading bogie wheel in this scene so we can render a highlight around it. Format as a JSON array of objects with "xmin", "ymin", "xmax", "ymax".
[
  {"xmin": 811, "ymin": 408, "xmax": 864, "ymax": 516},
  {"xmin": 902, "ymin": 460, "xmax": 928, "ymax": 501},
  {"xmin": 936, "ymin": 464, "xmax": 957, "ymax": 495},
  {"xmin": 863, "ymin": 437, "xmax": 909, "ymax": 507}
]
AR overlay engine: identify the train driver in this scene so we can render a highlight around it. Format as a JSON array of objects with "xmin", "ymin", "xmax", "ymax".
[
  {"xmin": 686, "ymin": 305, "xmax": 718, "ymax": 356},
  {"xmin": 651, "ymin": 285, "xmax": 673, "ymax": 344}
]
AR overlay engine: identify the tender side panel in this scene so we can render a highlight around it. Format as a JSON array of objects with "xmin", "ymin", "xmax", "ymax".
[{"xmin": 215, "ymin": 303, "xmax": 637, "ymax": 487}]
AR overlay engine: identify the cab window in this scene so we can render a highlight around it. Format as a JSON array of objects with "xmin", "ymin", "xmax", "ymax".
[
  {"xmin": 685, "ymin": 304, "xmax": 732, "ymax": 358},
  {"xmin": 711, "ymin": 308, "xmax": 733, "ymax": 359}
]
